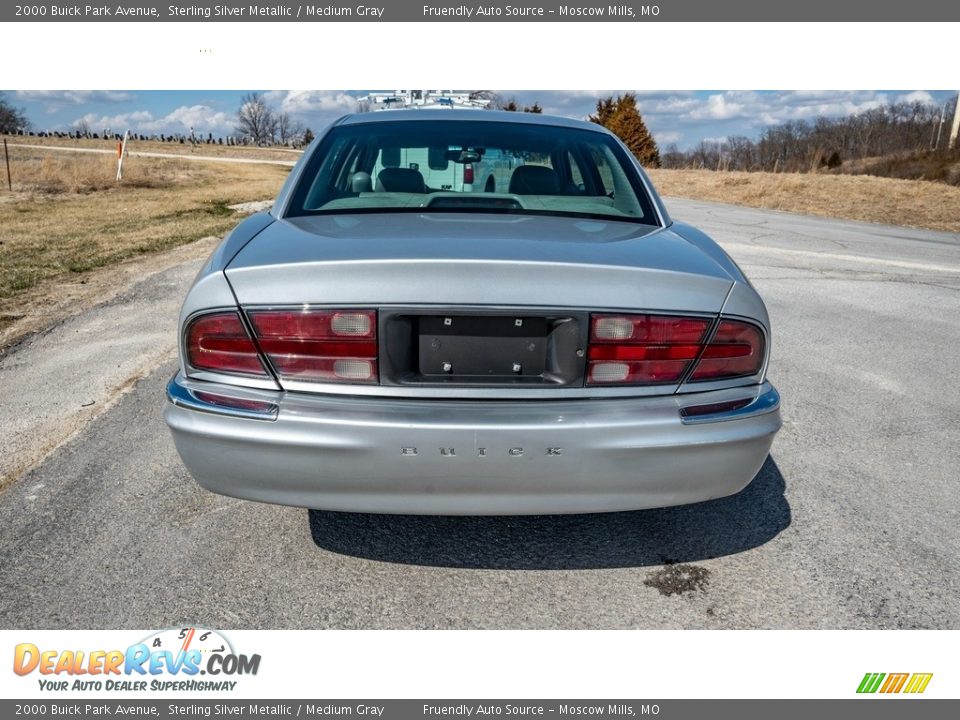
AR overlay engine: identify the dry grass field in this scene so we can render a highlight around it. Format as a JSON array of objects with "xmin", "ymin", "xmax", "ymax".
[
  {"xmin": 647, "ymin": 169, "xmax": 960, "ymax": 234},
  {"xmin": 0, "ymin": 144, "xmax": 290, "ymax": 337},
  {"xmin": 4, "ymin": 134, "xmax": 303, "ymax": 162}
]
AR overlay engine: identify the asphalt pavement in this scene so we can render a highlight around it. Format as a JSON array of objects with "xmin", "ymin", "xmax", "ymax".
[{"xmin": 1, "ymin": 198, "xmax": 958, "ymax": 629}]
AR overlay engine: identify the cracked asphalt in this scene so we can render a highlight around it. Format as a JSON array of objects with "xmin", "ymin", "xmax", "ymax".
[{"xmin": 1, "ymin": 198, "xmax": 958, "ymax": 629}]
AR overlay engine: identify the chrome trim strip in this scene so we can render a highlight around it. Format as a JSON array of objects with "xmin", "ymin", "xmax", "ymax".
[
  {"xmin": 166, "ymin": 374, "xmax": 279, "ymax": 421},
  {"xmin": 679, "ymin": 385, "xmax": 780, "ymax": 425}
]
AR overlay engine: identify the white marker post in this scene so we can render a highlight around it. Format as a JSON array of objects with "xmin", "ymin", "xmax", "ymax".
[
  {"xmin": 949, "ymin": 92, "xmax": 960, "ymax": 150},
  {"xmin": 116, "ymin": 129, "xmax": 130, "ymax": 182}
]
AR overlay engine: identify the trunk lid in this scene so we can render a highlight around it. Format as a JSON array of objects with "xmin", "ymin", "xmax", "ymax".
[{"xmin": 225, "ymin": 213, "xmax": 735, "ymax": 312}]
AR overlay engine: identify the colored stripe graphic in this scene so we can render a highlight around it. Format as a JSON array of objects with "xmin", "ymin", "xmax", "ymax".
[
  {"xmin": 857, "ymin": 673, "xmax": 885, "ymax": 693},
  {"xmin": 857, "ymin": 672, "xmax": 933, "ymax": 694},
  {"xmin": 903, "ymin": 673, "xmax": 933, "ymax": 694},
  {"xmin": 880, "ymin": 673, "xmax": 909, "ymax": 693}
]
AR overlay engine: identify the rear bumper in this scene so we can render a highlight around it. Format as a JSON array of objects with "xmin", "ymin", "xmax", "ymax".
[{"xmin": 165, "ymin": 372, "xmax": 781, "ymax": 515}]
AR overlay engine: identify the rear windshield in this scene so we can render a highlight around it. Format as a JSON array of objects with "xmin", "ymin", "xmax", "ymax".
[{"xmin": 286, "ymin": 119, "xmax": 659, "ymax": 225}]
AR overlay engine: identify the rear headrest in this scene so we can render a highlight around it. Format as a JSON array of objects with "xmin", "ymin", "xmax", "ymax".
[
  {"xmin": 508, "ymin": 165, "xmax": 562, "ymax": 195},
  {"xmin": 376, "ymin": 167, "xmax": 426, "ymax": 193},
  {"xmin": 350, "ymin": 171, "xmax": 372, "ymax": 193}
]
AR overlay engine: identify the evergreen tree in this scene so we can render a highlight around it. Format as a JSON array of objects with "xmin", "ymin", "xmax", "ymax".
[{"xmin": 589, "ymin": 93, "xmax": 660, "ymax": 167}]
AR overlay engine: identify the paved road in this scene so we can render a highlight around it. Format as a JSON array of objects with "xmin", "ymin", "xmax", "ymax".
[{"xmin": 1, "ymin": 199, "xmax": 958, "ymax": 629}]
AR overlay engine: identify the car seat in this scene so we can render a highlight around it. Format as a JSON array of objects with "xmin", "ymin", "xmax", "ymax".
[
  {"xmin": 508, "ymin": 165, "xmax": 563, "ymax": 195},
  {"xmin": 376, "ymin": 168, "xmax": 426, "ymax": 193}
]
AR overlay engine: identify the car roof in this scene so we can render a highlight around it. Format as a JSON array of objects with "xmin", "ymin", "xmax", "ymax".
[{"xmin": 335, "ymin": 108, "xmax": 609, "ymax": 134}]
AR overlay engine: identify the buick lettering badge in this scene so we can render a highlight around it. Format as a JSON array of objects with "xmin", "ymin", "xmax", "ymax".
[{"xmin": 400, "ymin": 447, "xmax": 562, "ymax": 457}]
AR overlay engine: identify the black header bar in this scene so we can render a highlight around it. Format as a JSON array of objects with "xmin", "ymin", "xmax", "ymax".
[{"xmin": 5, "ymin": 1, "xmax": 959, "ymax": 22}]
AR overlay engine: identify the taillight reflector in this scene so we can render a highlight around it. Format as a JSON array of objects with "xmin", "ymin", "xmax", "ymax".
[
  {"xmin": 679, "ymin": 397, "xmax": 753, "ymax": 419},
  {"xmin": 463, "ymin": 163, "xmax": 474, "ymax": 185},
  {"xmin": 248, "ymin": 309, "xmax": 378, "ymax": 384},
  {"xmin": 586, "ymin": 314, "xmax": 764, "ymax": 386},
  {"xmin": 193, "ymin": 390, "xmax": 278, "ymax": 416},
  {"xmin": 186, "ymin": 312, "xmax": 268, "ymax": 377}
]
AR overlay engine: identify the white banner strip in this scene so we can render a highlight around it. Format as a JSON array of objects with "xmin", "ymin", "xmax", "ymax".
[
  {"xmin": 2, "ymin": 630, "xmax": 956, "ymax": 699},
  {"xmin": 2, "ymin": 22, "xmax": 959, "ymax": 90}
]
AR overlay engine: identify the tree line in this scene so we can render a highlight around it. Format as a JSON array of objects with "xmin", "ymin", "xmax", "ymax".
[{"xmin": 661, "ymin": 96, "xmax": 959, "ymax": 173}]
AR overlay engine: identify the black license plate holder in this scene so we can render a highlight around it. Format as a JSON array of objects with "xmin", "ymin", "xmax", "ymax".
[{"xmin": 418, "ymin": 315, "xmax": 549, "ymax": 378}]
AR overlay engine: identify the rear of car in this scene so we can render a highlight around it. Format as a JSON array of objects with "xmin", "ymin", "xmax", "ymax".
[{"xmin": 164, "ymin": 110, "xmax": 781, "ymax": 514}]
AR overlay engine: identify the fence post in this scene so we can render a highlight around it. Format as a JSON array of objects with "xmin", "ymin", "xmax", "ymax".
[
  {"xmin": 116, "ymin": 130, "xmax": 130, "ymax": 182},
  {"xmin": 3, "ymin": 138, "xmax": 11, "ymax": 191}
]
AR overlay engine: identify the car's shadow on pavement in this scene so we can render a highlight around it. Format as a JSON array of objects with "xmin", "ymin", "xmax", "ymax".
[{"xmin": 307, "ymin": 455, "xmax": 790, "ymax": 570}]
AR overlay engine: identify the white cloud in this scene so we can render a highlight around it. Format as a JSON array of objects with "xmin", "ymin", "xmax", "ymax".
[
  {"xmin": 273, "ymin": 90, "xmax": 361, "ymax": 115},
  {"xmin": 16, "ymin": 90, "xmax": 135, "ymax": 105},
  {"xmin": 654, "ymin": 130, "xmax": 682, "ymax": 144},
  {"xmin": 898, "ymin": 90, "xmax": 935, "ymax": 105},
  {"xmin": 688, "ymin": 94, "xmax": 747, "ymax": 120},
  {"xmin": 640, "ymin": 96, "xmax": 702, "ymax": 115},
  {"xmin": 627, "ymin": 90, "xmax": 913, "ymax": 131},
  {"xmin": 71, "ymin": 111, "xmax": 152, "ymax": 131},
  {"xmin": 150, "ymin": 105, "xmax": 233, "ymax": 133},
  {"xmin": 70, "ymin": 105, "xmax": 233, "ymax": 136}
]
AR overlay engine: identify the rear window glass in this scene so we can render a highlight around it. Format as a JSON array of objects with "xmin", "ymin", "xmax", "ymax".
[{"xmin": 287, "ymin": 119, "xmax": 658, "ymax": 225}]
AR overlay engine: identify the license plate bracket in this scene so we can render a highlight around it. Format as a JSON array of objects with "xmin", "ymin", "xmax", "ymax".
[{"xmin": 418, "ymin": 315, "xmax": 549, "ymax": 378}]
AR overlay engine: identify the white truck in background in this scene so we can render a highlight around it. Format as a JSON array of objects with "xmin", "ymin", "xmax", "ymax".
[{"xmin": 362, "ymin": 91, "xmax": 519, "ymax": 193}]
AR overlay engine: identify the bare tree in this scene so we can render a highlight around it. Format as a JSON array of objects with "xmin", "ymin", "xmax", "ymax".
[
  {"xmin": 726, "ymin": 136, "xmax": 756, "ymax": 171},
  {"xmin": 0, "ymin": 93, "xmax": 30, "ymax": 134},
  {"xmin": 73, "ymin": 118, "xmax": 91, "ymax": 138},
  {"xmin": 660, "ymin": 143, "xmax": 688, "ymax": 169},
  {"xmin": 276, "ymin": 112, "xmax": 295, "ymax": 145},
  {"xmin": 236, "ymin": 92, "xmax": 277, "ymax": 146}
]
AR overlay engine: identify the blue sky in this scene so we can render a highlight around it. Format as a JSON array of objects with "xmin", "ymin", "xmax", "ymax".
[{"xmin": 7, "ymin": 90, "xmax": 956, "ymax": 149}]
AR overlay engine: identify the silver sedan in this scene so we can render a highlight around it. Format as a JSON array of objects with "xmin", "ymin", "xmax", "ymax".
[{"xmin": 165, "ymin": 109, "xmax": 781, "ymax": 514}]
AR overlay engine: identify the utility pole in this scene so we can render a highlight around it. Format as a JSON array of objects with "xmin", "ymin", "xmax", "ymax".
[{"xmin": 949, "ymin": 92, "xmax": 960, "ymax": 150}]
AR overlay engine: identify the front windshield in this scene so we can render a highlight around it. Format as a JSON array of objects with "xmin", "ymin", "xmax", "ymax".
[{"xmin": 286, "ymin": 119, "xmax": 659, "ymax": 225}]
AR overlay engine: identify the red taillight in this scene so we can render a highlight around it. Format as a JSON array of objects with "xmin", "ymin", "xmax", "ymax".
[
  {"xmin": 688, "ymin": 320, "xmax": 764, "ymax": 381},
  {"xmin": 463, "ymin": 163, "xmax": 474, "ymax": 185},
  {"xmin": 186, "ymin": 312, "xmax": 268, "ymax": 377},
  {"xmin": 588, "ymin": 314, "xmax": 709, "ymax": 385},
  {"xmin": 586, "ymin": 314, "xmax": 763, "ymax": 386},
  {"xmin": 248, "ymin": 309, "xmax": 378, "ymax": 384}
]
